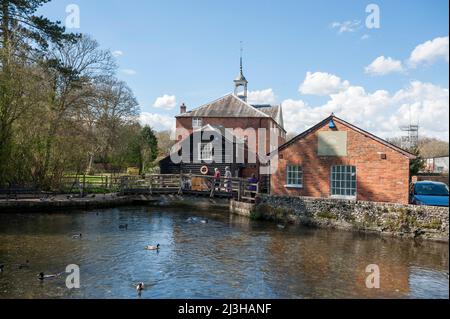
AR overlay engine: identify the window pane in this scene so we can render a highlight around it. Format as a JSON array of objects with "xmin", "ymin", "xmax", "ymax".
[
  {"xmin": 331, "ymin": 165, "xmax": 356, "ymax": 198},
  {"xmin": 286, "ymin": 165, "xmax": 302, "ymax": 185}
]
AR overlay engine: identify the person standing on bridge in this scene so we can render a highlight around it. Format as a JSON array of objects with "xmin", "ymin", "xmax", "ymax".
[
  {"xmin": 224, "ymin": 167, "xmax": 232, "ymax": 192},
  {"xmin": 214, "ymin": 168, "xmax": 221, "ymax": 192},
  {"xmin": 248, "ymin": 173, "xmax": 258, "ymax": 198}
]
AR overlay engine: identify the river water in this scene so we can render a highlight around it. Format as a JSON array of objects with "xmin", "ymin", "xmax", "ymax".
[{"xmin": 0, "ymin": 206, "xmax": 448, "ymax": 299}]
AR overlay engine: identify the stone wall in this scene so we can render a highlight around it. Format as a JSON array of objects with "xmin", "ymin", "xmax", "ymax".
[
  {"xmin": 251, "ymin": 195, "xmax": 449, "ymax": 242},
  {"xmin": 0, "ymin": 194, "xmax": 137, "ymax": 212},
  {"xmin": 229, "ymin": 200, "xmax": 254, "ymax": 216}
]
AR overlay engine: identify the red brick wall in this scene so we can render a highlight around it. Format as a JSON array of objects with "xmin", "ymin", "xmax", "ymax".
[
  {"xmin": 176, "ymin": 117, "xmax": 285, "ymax": 154},
  {"xmin": 270, "ymin": 120, "xmax": 411, "ymax": 204}
]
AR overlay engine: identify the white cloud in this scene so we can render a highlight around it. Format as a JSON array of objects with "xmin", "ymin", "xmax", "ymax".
[
  {"xmin": 299, "ymin": 71, "xmax": 349, "ymax": 96},
  {"xmin": 112, "ymin": 50, "xmax": 124, "ymax": 57},
  {"xmin": 283, "ymin": 77, "xmax": 449, "ymax": 141},
  {"xmin": 247, "ymin": 88, "xmax": 276, "ymax": 104},
  {"xmin": 139, "ymin": 112, "xmax": 175, "ymax": 132},
  {"xmin": 361, "ymin": 34, "xmax": 370, "ymax": 40},
  {"xmin": 390, "ymin": 81, "xmax": 449, "ymax": 138},
  {"xmin": 121, "ymin": 68, "xmax": 137, "ymax": 75},
  {"xmin": 365, "ymin": 56, "xmax": 404, "ymax": 76},
  {"xmin": 409, "ymin": 36, "xmax": 449, "ymax": 67},
  {"xmin": 282, "ymin": 99, "xmax": 328, "ymax": 134},
  {"xmin": 153, "ymin": 94, "xmax": 177, "ymax": 110},
  {"xmin": 331, "ymin": 20, "xmax": 361, "ymax": 34}
]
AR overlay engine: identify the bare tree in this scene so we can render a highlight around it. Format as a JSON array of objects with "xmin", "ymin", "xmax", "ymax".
[
  {"xmin": 37, "ymin": 35, "xmax": 116, "ymax": 184},
  {"xmin": 79, "ymin": 77, "xmax": 139, "ymax": 173},
  {"xmin": 156, "ymin": 130, "xmax": 176, "ymax": 157},
  {"xmin": 419, "ymin": 138, "xmax": 449, "ymax": 158}
]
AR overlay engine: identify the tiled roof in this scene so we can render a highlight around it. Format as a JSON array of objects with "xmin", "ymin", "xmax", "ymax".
[
  {"xmin": 252, "ymin": 104, "xmax": 284, "ymax": 129},
  {"xmin": 177, "ymin": 93, "xmax": 285, "ymax": 130},
  {"xmin": 177, "ymin": 94, "xmax": 269, "ymax": 118}
]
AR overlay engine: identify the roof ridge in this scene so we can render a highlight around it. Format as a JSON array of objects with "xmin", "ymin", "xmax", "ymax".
[
  {"xmin": 176, "ymin": 93, "xmax": 271, "ymax": 118},
  {"xmin": 275, "ymin": 115, "xmax": 416, "ymax": 159},
  {"xmin": 182, "ymin": 92, "xmax": 234, "ymax": 114},
  {"xmin": 230, "ymin": 93, "xmax": 271, "ymax": 117}
]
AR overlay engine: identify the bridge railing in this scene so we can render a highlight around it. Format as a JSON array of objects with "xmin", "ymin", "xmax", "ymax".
[
  {"xmin": 1, "ymin": 174, "xmax": 260, "ymax": 202},
  {"xmin": 120, "ymin": 174, "xmax": 259, "ymax": 202}
]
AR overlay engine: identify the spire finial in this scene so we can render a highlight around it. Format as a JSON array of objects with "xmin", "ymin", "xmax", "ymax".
[
  {"xmin": 234, "ymin": 41, "xmax": 248, "ymax": 101},
  {"xmin": 240, "ymin": 41, "xmax": 243, "ymax": 73}
]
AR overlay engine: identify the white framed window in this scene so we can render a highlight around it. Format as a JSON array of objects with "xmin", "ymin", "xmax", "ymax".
[
  {"xmin": 331, "ymin": 165, "xmax": 356, "ymax": 199},
  {"xmin": 192, "ymin": 117, "xmax": 202, "ymax": 129},
  {"xmin": 285, "ymin": 165, "xmax": 303, "ymax": 188},
  {"xmin": 198, "ymin": 142, "xmax": 213, "ymax": 161}
]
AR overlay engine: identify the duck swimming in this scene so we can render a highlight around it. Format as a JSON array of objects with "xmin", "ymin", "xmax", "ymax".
[
  {"xmin": 72, "ymin": 233, "xmax": 82, "ymax": 239},
  {"xmin": 186, "ymin": 217, "xmax": 208, "ymax": 224},
  {"xmin": 38, "ymin": 272, "xmax": 61, "ymax": 280},
  {"xmin": 145, "ymin": 244, "xmax": 160, "ymax": 250},
  {"xmin": 136, "ymin": 282, "xmax": 145, "ymax": 292}
]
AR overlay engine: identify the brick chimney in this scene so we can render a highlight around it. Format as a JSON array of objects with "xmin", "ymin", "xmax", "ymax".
[{"xmin": 180, "ymin": 103, "xmax": 187, "ymax": 114}]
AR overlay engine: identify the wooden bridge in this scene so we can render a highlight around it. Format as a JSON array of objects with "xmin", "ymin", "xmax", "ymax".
[
  {"xmin": 120, "ymin": 174, "xmax": 259, "ymax": 202},
  {"xmin": 0, "ymin": 174, "xmax": 260, "ymax": 203}
]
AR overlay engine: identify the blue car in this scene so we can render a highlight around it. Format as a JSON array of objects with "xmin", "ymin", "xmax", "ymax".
[{"xmin": 410, "ymin": 181, "xmax": 449, "ymax": 207}]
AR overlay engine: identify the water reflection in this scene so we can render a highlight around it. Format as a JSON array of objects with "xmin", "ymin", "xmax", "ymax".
[{"xmin": 0, "ymin": 207, "xmax": 448, "ymax": 299}]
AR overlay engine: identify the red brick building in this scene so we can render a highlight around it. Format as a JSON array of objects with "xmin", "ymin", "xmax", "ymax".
[
  {"xmin": 160, "ymin": 59, "xmax": 286, "ymax": 184},
  {"xmin": 175, "ymin": 94, "xmax": 286, "ymax": 152},
  {"xmin": 270, "ymin": 115, "xmax": 415, "ymax": 204}
]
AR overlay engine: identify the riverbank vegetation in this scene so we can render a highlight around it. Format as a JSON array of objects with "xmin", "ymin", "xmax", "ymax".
[{"xmin": 0, "ymin": 0, "xmax": 158, "ymax": 190}]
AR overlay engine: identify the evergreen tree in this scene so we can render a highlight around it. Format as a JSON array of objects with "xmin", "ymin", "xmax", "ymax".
[
  {"xmin": 141, "ymin": 126, "xmax": 158, "ymax": 163},
  {"xmin": 0, "ymin": 0, "xmax": 74, "ymax": 184},
  {"xmin": 409, "ymin": 146, "xmax": 425, "ymax": 177}
]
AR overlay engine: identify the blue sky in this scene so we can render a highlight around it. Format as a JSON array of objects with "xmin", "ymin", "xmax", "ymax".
[{"xmin": 39, "ymin": 0, "xmax": 449, "ymax": 140}]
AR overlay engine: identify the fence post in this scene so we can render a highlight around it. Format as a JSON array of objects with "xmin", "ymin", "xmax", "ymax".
[
  {"xmin": 238, "ymin": 179, "xmax": 242, "ymax": 202},
  {"xmin": 209, "ymin": 177, "xmax": 215, "ymax": 198},
  {"xmin": 178, "ymin": 173, "xmax": 183, "ymax": 195},
  {"xmin": 81, "ymin": 174, "xmax": 86, "ymax": 197},
  {"xmin": 119, "ymin": 176, "xmax": 124, "ymax": 195},
  {"xmin": 149, "ymin": 175, "xmax": 153, "ymax": 195}
]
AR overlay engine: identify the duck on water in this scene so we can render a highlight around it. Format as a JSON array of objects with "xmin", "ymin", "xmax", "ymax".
[
  {"xmin": 186, "ymin": 217, "xmax": 208, "ymax": 224},
  {"xmin": 38, "ymin": 272, "xmax": 64, "ymax": 280},
  {"xmin": 145, "ymin": 244, "xmax": 160, "ymax": 250}
]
